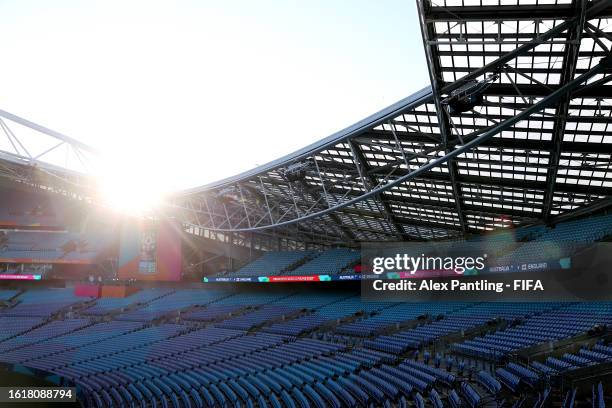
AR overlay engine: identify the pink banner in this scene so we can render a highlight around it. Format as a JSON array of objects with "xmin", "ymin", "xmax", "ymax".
[
  {"xmin": 269, "ymin": 275, "xmax": 321, "ymax": 283},
  {"xmin": 74, "ymin": 284, "xmax": 101, "ymax": 298},
  {"xmin": 0, "ymin": 274, "xmax": 41, "ymax": 280}
]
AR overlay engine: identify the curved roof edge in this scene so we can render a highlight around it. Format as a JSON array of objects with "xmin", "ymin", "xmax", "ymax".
[
  {"xmin": 0, "ymin": 109, "xmax": 99, "ymax": 155},
  {"xmin": 181, "ymin": 85, "xmax": 434, "ymax": 195}
]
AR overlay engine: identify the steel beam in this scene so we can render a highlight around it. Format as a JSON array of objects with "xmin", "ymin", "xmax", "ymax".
[
  {"xmin": 357, "ymin": 131, "xmax": 612, "ymax": 155},
  {"xmin": 438, "ymin": 0, "xmax": 612, "ymax": 97},
  {"xmin": 297, "ymin": 180, "xmax": 358, "ymax": 242},
  {"xmin": 424, "ymin": 4, "xmax": 612, "ymax": 22},
  {"xmin": 348, "ymin": 139, "xmax": 408, "ymax": 240},
  {"xmin": 0, "ymin": 109, "xmax": 98, "ymax": 154},
  {"xmin": 418, "ymin": 0, "xmax": 468, "ymax": 235},
  {"xmin": 543, "ymin": 0, "xmax": 588, "ymax": 220}
]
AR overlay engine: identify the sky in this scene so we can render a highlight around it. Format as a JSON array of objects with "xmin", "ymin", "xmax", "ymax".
[{"xmin": 0, "ymin": 0, "xmax": 429, "ymax": 196}]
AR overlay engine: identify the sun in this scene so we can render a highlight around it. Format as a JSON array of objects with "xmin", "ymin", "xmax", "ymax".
[{"xmin": 96, "ymin": 159, "xmax": 167, "ymax": 215}]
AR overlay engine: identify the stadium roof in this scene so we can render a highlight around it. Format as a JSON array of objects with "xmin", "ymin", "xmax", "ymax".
[
  {"xmin": 2, "ymin": 0, "xmax": 612, "ymax": 247},
  {"xmin": 173, "ymin": 0, "xmax": 612, "ymax": 245},
  {"xmin": 0, "ymin": 109, "xmax": 98, "ymax": 197}
]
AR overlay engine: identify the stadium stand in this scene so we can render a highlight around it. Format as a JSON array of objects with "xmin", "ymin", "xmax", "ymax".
[
  {"xmin": 336, "ymin": 302, "xmax": 469, "ymax": 338},
  {"xmin": 226, "ymin": 251, "xmax": 317, "ymax": 277},
  {"xmin": 494, "ymin": 214, "xmax": 612, "ymax": 264},
  {"xmin": 0, "ymin": 288, "xmax": 609, "ymax": 407},
  {"xmin": 283, "ymin": 248, "xmax": 360, "ymax": 276},
  {"xmin": 216, "ymin": 248, "xmax": 362, "ymax": 278},
  {"xmin": 0, "ymin": 287, "xmax": 88, "ymax": 317},
  {"xmin": 215, "ymin": 214, "xmax": 612, "ymax": 280},
  {"xmin": 0, "ymin": 288, "xmax": 20, "ymax": 301},
  {"xmin": 114, "ymin": 289, "xmax": 231, "ymax": 321},
  {"xmin": 82, "ymin": 288, "xmax": 174, "ymax": 316},
  {"xmin": 452, "ymin": 303, "xmax": 612, "ymax": 361},
  {"xmin": 0, "ymin": 230, "xmax": 114, "ymax": 263}
]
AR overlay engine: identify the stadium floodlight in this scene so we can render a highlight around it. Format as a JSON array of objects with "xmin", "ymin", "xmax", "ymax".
[
  {"xmin": 280, "ymin": 161, "xmax": 310, "ymax": 183},
  {"xmin": 442, "ymin": 73, "xmax": 499, "ymax": 115}
]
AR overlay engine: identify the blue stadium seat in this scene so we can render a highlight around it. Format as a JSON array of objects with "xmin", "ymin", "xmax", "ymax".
[
  {"xmin": 289, "ymin": 387, "xmax": 311, "ymax": 408},
  {"xmin": 280, "ymin": 390, "xmax": 297, "ymax": 408},
  {"xmin": 2, "ymin": 287, "xmax": 612, "ymax": 408},
  {"xmin": 449, "ymin": 389, "xmax": 463, "ymax": 408},
  {"xmin": 477, "ymin": 370, "xmax": 502, "ymax": 394},
  {"xmin": 496, "ymin": 368, "xmax": 521, "ymax": 392}
]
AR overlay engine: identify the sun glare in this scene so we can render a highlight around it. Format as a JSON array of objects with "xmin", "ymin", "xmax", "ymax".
[{"xmin": 96, "ymin": 159, "xmax": 167, "ymax": 215}]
